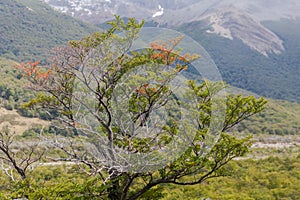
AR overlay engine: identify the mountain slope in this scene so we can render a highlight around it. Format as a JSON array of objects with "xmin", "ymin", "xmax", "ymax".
[
  {"xmin": 42, "ymin": 0, "xmax": 298, "ymax": 57},
  {"xmin": 177, "ymin": 18, "xmax": 300, "ymax": 103},
  {"xmin": 203, "ymin": 6, "xmax": 284, "ymax": 57},
  {"xmin": 43, "ymin": 0, "xmax": 300, "ymax": 24},
  {"xmin": 0, "ymin": 0, "xmax": 99, "ymax": 62},
  {"xmin": 239, "ymin": 99, "xmax": 300, "ymax": 135}
]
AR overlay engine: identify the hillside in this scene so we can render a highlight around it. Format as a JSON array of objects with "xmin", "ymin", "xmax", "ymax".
[
  {"xmin": 42, "ymin": 0, "xmax": 297, "ymax": 57},
  {"xmin": 0, "ymin": 0, "xmax": 99, "ymax": 63},
  {"xmin": 238, "ymin": 99, "xmax": 300, "ymax": 135},
  {"xmin": 0, "ymin": 57, "xmax": 52, "ymax": 119},
  {"xmin": 176, "ymin": 18, "xmax": 300, "ymax": 103},
  {"xmin": 0, "ymin": 57, "xmax": 299, "ymax": 136},
  {"xmin": 43, "ymin": 0, "xmax": 300, "ymax": 25}
]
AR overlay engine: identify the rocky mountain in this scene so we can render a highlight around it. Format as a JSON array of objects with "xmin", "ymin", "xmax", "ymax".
[
  {"xmin": 43, "ymin": 0, "xmax": 300, "ymax": 24},
  {"xmin": 43, "ymin": 0, "xmax": 300, "ymax": 57},
  {"xmin": 203, "ymin": 6, "xmax": 284, "ymax": 57}
]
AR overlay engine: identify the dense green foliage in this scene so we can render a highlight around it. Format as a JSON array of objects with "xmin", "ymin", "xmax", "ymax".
[
  {"xmin": 0, "ymin": 58, "xmax": 33, "ymax": 110},
  {"xmin": 177, "ymin": 18, "xmax": 300, "ymax": 103},
  {"xmin": 161, "ymin": 155, "xmax": 300, "ymax": 199},
  {"xmin": 0, "ymin": 155, "xmax": 299, "ymax": 199},
  {"xmin": 0, "ymin": 164, "xmax": 107, "ymax": 199},
  {"xmin": 0, "ymin": 0, "xmax": 99, "ymax": 63}
]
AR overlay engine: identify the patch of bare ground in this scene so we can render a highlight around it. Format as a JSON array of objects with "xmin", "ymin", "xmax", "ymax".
[{"xmin": 0, "ymin": 107, "xmax": 50, "ymax": 134}]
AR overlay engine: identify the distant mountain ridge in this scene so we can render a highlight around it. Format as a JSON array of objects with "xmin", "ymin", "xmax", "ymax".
[
  {"xmin": 43, "ymin": 0, "xmax": 300, "ymax": 57},
  {"xmin": 43, "ymin": 0, "xmax": 300, "ymax": 23}
]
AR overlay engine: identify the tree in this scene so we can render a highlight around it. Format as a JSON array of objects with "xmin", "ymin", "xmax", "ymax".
[{"xmin": 15, "ymin": 16, "xmax": 267, "ymax": 199}]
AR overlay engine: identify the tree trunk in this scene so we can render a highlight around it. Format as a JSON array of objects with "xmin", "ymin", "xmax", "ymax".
[{"xmin": 108, "ymin": 172, "xmax": 122, "ymax": 200}]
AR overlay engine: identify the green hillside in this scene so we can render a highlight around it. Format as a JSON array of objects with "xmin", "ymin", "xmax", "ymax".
[
  {"xmin": 0, "ymin": 155, "xmax": 298, "ymax": 199},
  {"xmin": 239, "ymin": 99, "xmax": 300, "ymax": 135},
  {"xmin": 226, "ymin": 86, "xmax": 300, "ymax": 135},
  {"xmin": 0, "ymin": 0, "xmax": 99, "ymax": 63},
  {"xmin": 0, "ymin": 57, "xmax": 35, "ymax": 112},
  {"xmin": 0, "ymin": 57, "xmax": 53, "ymax": 118}
]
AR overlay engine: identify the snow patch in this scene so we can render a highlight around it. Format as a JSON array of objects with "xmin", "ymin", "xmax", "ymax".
[
  {"xmin": 84, "ymin": 8, "xmax": 92, "ymax": 15},
  {"xmin": 75, "ymin": 6, "xmax": 83, "ymax": 12},
  {"xmin": 53, "ymin": 6, "xmax": 69, "ymax": 13},
  {"xmin": 26, "ymin": 6, "xmax": 34, "ymax": 12},
  {"xmin": 152, "ymin": 5, "xmax": 164, "ymax": 18}
]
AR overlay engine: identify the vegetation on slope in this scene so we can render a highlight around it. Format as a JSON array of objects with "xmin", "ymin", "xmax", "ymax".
[
  {"xmin": 161, "ymin": 155, "xmax": 300, "ymax": 199},
  {"xmin": 0, "ymin": 155, "xmax": 299, "ymax": 199},
  {"xmin": 0, "ymin": 0, "xmax": 99, "ymax": 63},
  {"xmin": 0, "ymin": 57, "xmax": 53, "ymax": 119},
  {"xmin": 239, "ymin": 99, "xmax": 300, "ymax": 135},
  {"xmin": 0, "ymin": 15, "xmax": 298, "ymax": 198}
]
